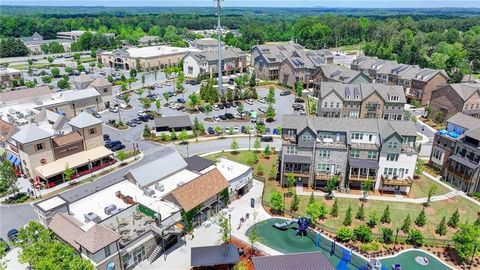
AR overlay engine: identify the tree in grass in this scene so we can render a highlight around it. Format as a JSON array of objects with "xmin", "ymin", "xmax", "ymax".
[
  {"xmin": 330, "ymin": 199, "xmax": 339, "ymax": 218},
  {"xmin": 343, "ymin": 205, "xmax": 353, "ymax": 226},
  {"xmin": 143, "ymin": 124, "xmax": 152, "ymax": 138},
  {"xmin": 170, "ymin": 129, "xmax": 177, "ymax": 140},
  {"xmin": 253, "ymin": 137, "xmax": 261, "ymax": 152},
  {"xmin": 230, "ymin": 138, "xmax": 239, "ymax": 154},
  {"xmin": 415, "ymin": 159, "xmax": 425, "ymax": 178},
  {"xmin": 270, "ymin": 191, "xmax": 284, "ymax": 214},
  {"xmin": 306, "ymin": 200, "xmax": 321, "ymax": 224},
  {"xmin": 290, "ymin": 193, "xmax": 300, "ymax": 212},
  {"xmin": 256, "ymin": 163, "xmax": 264, "ymax": 176},
  {"xmin": 368, "ymin": 212, "xmax": 379, "ymax": 227},
  {"xmin": 452, "ymin": 223, "xmax": 480, "ymax": 263},
  {"xmin": 286, "ymin": 173, "xmax": 295, "ymax": 193},
  {"xmin": 361, "ymin": 179, "xmax": 373, "ymax": 201},
  {"xmin": 308, "ymin": 192, "xmax": 315, "ymax": 205},
  {"xmin": 268, "ymin": 166, "xmax": 276, "ymax": 180},
  {"xmin": 401, "ymin": 214, "xmax": 412, "ymax": 233},
  {"xmin": 219, "ymin": 213, "xmax": 231, "ymax": 243},
  {"xmin": 336, "ymin": 227, "xmax": 353, "ymax": 242},
  {"xmin": 325, "ymin": 176, "xmax": 337, "ymax": 198},
  {"xmin": 448, "ymin": 208, "xmax": 460, "ymax": 228},
  {"xmin": 246, "ymin": 152, "xmax": 258, "ymax": 166},
  {"xmin": 353, "ymin": 225, "xmax": 373, "ymax": 243},
  {"xmin": 356, "ymin": 203, "xmax": 366, "ymax": 220},
  {"xmin": 318, "ymin": 203, "xmax": 328, "ymax": 220},
  {"xmin": 122, "ymin": 93, "xmax": 130, "ymax": 107},
  {"xmin": 116, "ymin": 150, "xmax": 128, "ymax": 165},
  {"xmin": 155, "ymin": 99, "xmax": 161, "ymax": 113},
  {"xmin": 382, "ymin": 227, "xmax": 394, "ymax": 244},
  {"xmin": 407, "ymin": 230, "xmax": 424, "ymax": 247},
  {"xmin": 381, "ymin": 205, "xmax": 391, "ymax": 224},
  {"xmin": 263, "ymin": 145, "xmax": 272, "ymax": 157},
  {"xmin": 425, "ymin": 184, "xmax": 438, "ymax": 207},
  {"xmin": 415, "ymin": 208, "xmax": 427, "ymax": 227},
  {"xmin": 435, "ymin": 216, "xmax": 447, "ymax": 236}
]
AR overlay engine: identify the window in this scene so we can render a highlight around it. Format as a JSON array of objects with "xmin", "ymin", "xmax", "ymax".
[
  {"xmin": 367, "ymin": 151, "xmax": 377, "ymax": 159},
  {"xmin": 89, "ymin": 128, "xmax": 96, "ymax": 135},
  {"xmin": 336, "ymin": 102, "xmax": 340, "ymax": 108},
  {"xmin": 350, "ymin": 149, "xmax": 360, "ymax": 158},
  {"xmin": 319, "ymin": 150, "xmax": 330, "ymax": 158},
  {"xmin": 104, "ymin": 245, "xmax": 111, "ymax": 257},
  {"xmin": 351, "ymin": 133, "xmax": 363, "ymax": 140},
  {"xmin": 393, "ymin": 142, "xmax": 398, "ymax": 148},
  {"xmin": 386, "ymin": 153, "xmax": 399, "ymax": 161},
  {"xmin": 368, "ymin": 134, "xmax": 373, "ymax": 142},
  {"xmin": 286, "ymin": 146, "xmax": 297, "ymax": 154},
  {"xmin": 317, "ymin": 163, "xmax": 329, "ymax": 172},
  {"xmin": 301, "ymin": 134, "xmax": 311, "ymax": 143},
  {"xmin": 103, "ymin": 88, "xmax": 108, "ymax": 93},
  {"xmin": 324, "ymin": 102, "xmax": 328, "ymax": 108},
  {"xmin": 35, "ymin": 143, "xmax": 44, "ymax": 151},
  {"xmin": 330, "ymin": 102, "xmax": 334, "ymax": 108},
  {"xmin": 287, "ymin": 130, "xmax": 295, "ymax": 137}
]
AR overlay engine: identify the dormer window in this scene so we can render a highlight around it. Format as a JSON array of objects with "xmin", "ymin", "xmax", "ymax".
[{"xmin": 389, "ymin": 96, "xmax": 399, "ymax": 101}]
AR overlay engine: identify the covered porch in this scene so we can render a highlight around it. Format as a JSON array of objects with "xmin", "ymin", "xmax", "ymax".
[
  {"xmin": 347, "ymin": 158, "xmax": 378, "ymax": 190},
  {"xmin": 445, "ymin": 155, "xmax": 479, "ymax": 193},
  {"xmin": 313, "ymin": 172, "xmax": 342, "ymax": 190},
  {"xmin": 380, "ymin": 176, "xmax": 413, "ymax": 195},
  {"xmin": 283, "ymin": 154, "xmax": 312, "ymax": 186},
  {"xmin": 34, "ymin": 146, "xmax": 115, "ymax": 189}
]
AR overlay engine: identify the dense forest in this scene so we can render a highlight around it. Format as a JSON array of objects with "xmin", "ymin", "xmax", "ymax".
[{"xmin": 1, "ymin": 8, "xmax": 479, "ymax": 80}]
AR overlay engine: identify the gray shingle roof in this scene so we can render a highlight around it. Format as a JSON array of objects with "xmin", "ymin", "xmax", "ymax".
[
  {"xmin": 449, "ymin": 83, "xmax": 480, "ymax": 101},
  {"xmin": 68, "ymin": 111, "xmax": 103, "ymax": 128},
  {"xmin": 318, "ymin": 64, "xmax": 367, "ymax": 83},
  {"xmin": 447, "ymin": 113, "xmax": 480, "ymax": 130},
  {"xmin": 464, "ymin": 127, "xmax": 480, "ymax": 141},
  {"xmin": 188, "ymin": 47, "xmax": 245, "ymax": 63},
  {"xmin": 0, "ymin": 86, "xmax": 52, "ymax": 103},
  {"xmin": 154, "ymin": 115, "xmax": 193, "ymax": 129},
  {"xmin": 253, "ymin": 252, "xmax": 335, "ymax": 270},
  {"xmin": 185, "ymin": 155, "xmax": 215, "ymax": 172},
  {"xmin": 317, "ymin": 82, "xmax": 405, "ymax": 103},
  {"xmin": 191, "ymin": 244, "xmax": 239, "ymax": 267},
  {"xmin": 126, "ymin": 150, "xmax": 187, "ymax": 188},
  {"xmin": 253, "ymin": 43, "xmax": 305, "ymax": 64},
  {"xmin": 11, "ymin": 124, "xmax": 52, "ymax": 144}
]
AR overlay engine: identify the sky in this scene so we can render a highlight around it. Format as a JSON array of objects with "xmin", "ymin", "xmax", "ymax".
[{"xmin": 1, "ymin": 0, "xmax": 479, "ymax": 8}]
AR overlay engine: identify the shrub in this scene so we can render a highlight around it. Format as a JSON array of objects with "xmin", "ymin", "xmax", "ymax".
[
  {"xmin": 407, "ymin": 230, "xmax": 424, "ymax": 246},
  {"xmin": 3, "ymin": 192, "xmax": 29, "ymax": 204},
  {"xmin": 353, "ymin": 225, "xmax": 373, "ymax": 243},
  {"xmin": 343, "ymin": 205, "xmax": 352, "ymax": 226},
  {"xmin": 368, "ymin": 212, "xmax": 379, "ymax": 227},
  {"xmin": 355, "ymin": 203, "xmax": 365, "ymax": 220},
  {"xmin": 330, "ymin": 199, "xmax": 339, "ymax": 218},
  {"xmin": 436, "ymin": 216, "xmax": 447, "ymax": 236},
  {"xmin": 381, "ymin": 227, "xmax": 394, "ymax": 244},
  {"xmin": 360, "ymin": 241, "xmax": 381, "ymax": 252},
  {"xmin": 448, "ymin": 208, "xmax": 460, "ymax": 228},
  {"xmin": 336, "ymin": 227, "xmax": 353, "ymax": 242},
  {"xmin": 381, "ymin": 205, "xmax": 391, "ymax": 224},
  {"xmin": 401, "ymin": 214, "xmax": 411, "ymax": 233},
  {"xmin": 415, "ymin": 209, "xmax": 427, "ymax": 227}
]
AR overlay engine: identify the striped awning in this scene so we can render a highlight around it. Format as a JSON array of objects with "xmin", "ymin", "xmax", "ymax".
[{"xmin": 6, "ymin": 152, "xmax": 20, "ymax": 166}]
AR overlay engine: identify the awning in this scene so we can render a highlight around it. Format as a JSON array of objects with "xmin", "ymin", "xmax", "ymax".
[
  {"xmin": 348, "ymin": 158, "xmax": 379, "ymax": 169},
  {"xmin": 35, "ymin": 146, "xmax": 113, "ymax": 179},
  {"xmin": 449, "ymin": 155, "xmax": 480, "ymax": 170},
  {"xmin": 191, "ymin": 244, "xmax": 240, "ymax": 267},
  {"xmin": 6, "ymin": 152, "xmax": 21, "ymax": 166},
  {"xmin": 283, "ymin": 154, "xmax": 312, "ymax": 164}
]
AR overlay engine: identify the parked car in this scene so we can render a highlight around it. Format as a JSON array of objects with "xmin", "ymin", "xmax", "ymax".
[
  {"xmin": 261, "ymin": 136, "xmax": 273, "ymax": 142},
  {"xmin": 224, "ymin": 102, "xmax": 231, "ymax": 109},
  {"xmin": 91, "ymin": 111, "xmax": 101, "ymax": 118},
  {"xmin": 245, "ymin": 99, "xmax": 254, "ymax": 105},
  {"xmin": 146, "ymin": 114, "xmax": 154, "ymax": 120},
  {"xmin": 106, "ymin": 140, "xmax": 121, "ymax": 149},
  {"xmin": 207, "ymin": 127, "xmax": 215, "ymax": 134},
  {"xmin": 104, "ymin": 138, "xmax": 111, "ymax": 145},
  {"xmin": 111, "ymin": 144, "xmax": 126, "ymax": 151},
  {"xmin": 294, "ymin": 97, "xmax": 305, "ymax": 103},
  {"xmin": 198, "ymin": 106, "xmax": 205, "ymax": 112},
  {"xmin": 249, "ymin": 125, "xmax": 255, "ymax": 134},
  {"xmin": 265, "ymin": 127, "xmax": 271, "ymax": 134},
  {"xmin": 138, "ymin": 115, "xmax": 149, "ymax": 122},
  {"xmin": 233, "ymin": 125, "xmax": 240, "ymax": 133},
  {"xmin": 7, "ymin": 229, "xmax": 18, "ymax": 242},
  {"xmin": 292, "ymin": 103, "xmax": 304, "ymax": 109},
  {"xmin": 280, "ymin": 90, "xmax": 291, "ymax": 96},
  {"xmin": 213, "ymin": 104, "xmax": 220, "ymax": 111},
  {"xmin": 137, "ymin": 111, "xmax": 147, "ymax": 116},
  {"xmin": 213, "ymin": 116, "xmax": 221, "ymax": 122},
  {"xmin": 109, "ymin": 107, "xmax": 119, "ymax": 113},
  {"xmin": 230, "ymin": 102, "xmax": 236, "ymax": 107},
  {"xmin": 103, "ymin": 134, "xmax": 110, "ymax": 140},
  {"xmin": 224, "ymin": 113, "xmax": 234, "ymax": 119},
  {"xmin": 154, "ymin": 83, "xmax": 163, "ymax": 88},
  {"xmin": 218, "ymin": 103, "xmax": 225, "ymax": 110},
  {"xmin": 234, "ymin": 101, "xmax": 241, "ymax": 107},
  {"xmin": 132, "ymin": 119, "xmax": 142, "ymax": 124},
  {"xmin": 258, "ymin": 107, "xmax": 267, "ymax": 113},
  {"xmin": 0, "ymin": 238, "xmax": 10, "ymax": 253},
  {"xmin": 177, "ymin": 98, "xmax": 186, "ymax": 104},
  {"xmin": 241, "ymin": 126, "xmax": 246, "ymax": 133},
  {"xmin": 218, "ymin": 115, "xmax": 227, "ymax": 120},
  {"xmin": 258, "ymin": 98, "xmax": 267, "ymax": 104},
  {"xmin": 126, "ymin": 121, "xmax": 137, "ymax": 127}
]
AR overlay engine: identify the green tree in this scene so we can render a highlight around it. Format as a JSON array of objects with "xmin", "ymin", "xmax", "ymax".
[
  {"xmin": 130, "ymin": 68, "xmax": 137, "ymax": 78},
  {"xmin": 0, "ymin": 38, "xmax": 29, "ymax": 57},
  {"xmin": 0, "ymin": 161, "xmax": 18, "ymax": 196},
  {"xmin": 178, "ymin": 129, "xmax": 188, "ymax": 141},
  {"xmin": 163, "ymin": 92, "xmax": 171, "ymax": 103},
  {"xmin": 247, "ymin": 212, "xmax": 259, "ymax": 255},
  {"xmin": 270, "ymin": 191, "xmax": 284, "ymax": 214},
  {"xmin": 415, "ymin": 208, "xmax": 427, "ymax": 227},
  {"xmin": 141, "ymin": 99, "xmax": 152, "ymax": 111},
  {"xmin": 361, "ymin": 179, "xmax": 373, "ymax": 201},
  {"xmin": 73, "ymin": 53, "xmax": 81, "ymax": 61},
  {"xmin": 263, "ymin": 144, "xmax": 272, "ymax": 157},
  {"xmin": 25, "ymin": 80, "xmax": 36, "ymax": 88},
  {"xmin": 155, "ymin": 99, "xmax": 161, "ymax": 113},
  {"xmin": 436, "ymin": 216, "xmax": 447, "ymax": 236},
  {"xmin": 57, "ymin": 78, "xmax": 70, "ymax": 89},
  {"xmin": 143, "ymin": 124, "xmax": 152, "ymax": 138},
  {"xmin": 290, "ymin": 192, "xmax": 300, "ymax": 212},
  {"xmin": 401, "ymin": 214, "xmax": 412, "ymax": 233},
  {"xmin": 236, "ymin": 103, "xmax": 245, "ymax": 117},
  {"xmin": 116, "ymin": 150, "xmax": 128, "ymax": 164},
  {"xmin": 425, "ymin": 184, "xmax": 438, "ymax": 207},
  {"xmin": 141, "ymin": 74, "xmax": 145, "ymax": 86},
  {"xmin": 382, "ymin": 227, "xmax": 394, "ymax": 244},
  {"xmin": 249, "ymin": 72, "xmax": 256, "ymax": 87},
  {"xmin": 253, "ymin": 137, "xmax": 261, "ymax": 152},
  {"xmin": 136, "ymin": 88, "xmax": 144, "ymax": 98},
  {"xmin": 188, "ymin": 93, "xmax": 200, "ymax": 110},
  {"xmin": 295, "ymin": 81, "xmax": 304, "ymax": 97},
  {"xmin": 65, "ymin": 66, "xmax": 74, "ymax": 75},
  {"xmin": 265, "ymin": 104, "xmax": 276, "ymax": 121},
  {"xmin": 266, "ymin": 86, "xmax": 275, "ymax": 104},
  {"xmin": 434, "ymin": 111, "xmax": 444, "ymax": 124},
  {"xmin": 122, "ymin": 93, "xmax": 130, "ymax": 106},
  {"xmin": 268, "ymin": 166, "xmax": 276, "ymax": 180},
  {"xmin": 306, "ymin": 200, "xmax": 321, "ymax": 223},
  {"xmin": 356, "ymin": 203, "xmax": 366, "ymax": 221},
  {"xmin": 336, "ymin": 227, "xmax": 353, "ymax": 242},
  {"xmin": 246, "ymin": 152, "xmax": 258, "ymax": 166},
  {"xmin": 219, "ymin": 213, "xmax": 232, "ymax": 243},
  {"xmin": 77, "ymin": 64, "xmax": 85, "ymax": 72},
  {"xmin": 47, "ymin": 56, "xmax": 54, "ymax": 64},
  {"xmin": 286, "ymin": 173, "xmax": 295, "ymax": 192},
  {"xmin": 448, "ymin": 208, "xmax": 460, "ymax": 228},
  {"xmin": 41, "ymin": 76, "xmax": 52, "ymax": 84},
  {"xmin": 407, "ymin": 230, "xmax": 425, "ymax": 246},
  {"xmin": 330, "ymin": 199, "xmax": 339, "ymax": 218},
  {"xmin": 63, "ymin": 164, "xmax": 75, "ymax": 183},
  {"xmin": 256, "ymin": 163, "xmax": 264, "ymax": 176},
  {"xmin": 368, "ymin": 212, "xmax": 379, "ymax": 227},
  {"xmin": 230, "ymin": 138, "xmax": 240, "ymax": 154},
  {"xmin": 343, "ymin": 205, "xmax": 353, "ymax": 226},
  {"xmin": 353, "ymin": 225, "xmax": 373, "ymax": 243},
  {"xmin": 415, "ymin": 159, "xmax": 425, "ymax": 177},
  {"xmin": 381, "ymin": 205, "xmax": 391, "ymax": 224},
  {"xmin": 50, "ymin": 67, "xmax": 60, "ymax": 78},
  {"xmin": 170, "ymin": 129, "xmax": 177, "ymax": 140},
  {"xmin": 452, "ymin": 223, "xmax": 480, "ymax": 262}
]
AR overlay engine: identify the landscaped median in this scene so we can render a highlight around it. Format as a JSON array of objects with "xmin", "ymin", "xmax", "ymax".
[{"xmin": 204, "ymin": 150, "xmax": 480, "ymax": 268}]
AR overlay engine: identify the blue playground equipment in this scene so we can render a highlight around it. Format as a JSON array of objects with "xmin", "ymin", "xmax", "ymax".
[{"xmin": 273, "ymin": 217, "xmax": 311, "ymax": 236}]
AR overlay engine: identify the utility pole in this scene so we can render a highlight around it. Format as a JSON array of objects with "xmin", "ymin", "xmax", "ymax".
[{"xmin": 216, "ymin": 0, "xmax": 223, "ymax": 95}]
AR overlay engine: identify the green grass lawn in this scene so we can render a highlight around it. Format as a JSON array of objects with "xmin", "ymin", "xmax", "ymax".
[{"xmin": 410, "ymin": 175, "xmax": 450, "ymax": 198}]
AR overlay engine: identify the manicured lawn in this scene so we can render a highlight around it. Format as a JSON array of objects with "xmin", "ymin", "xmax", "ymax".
[{"xmin": 410, "ymin": 175, "xmax": 450, "ymax": 198}]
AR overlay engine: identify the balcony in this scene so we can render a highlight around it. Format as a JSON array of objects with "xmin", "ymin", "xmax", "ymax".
[
  {"xmin": 401, "ymin": 145, "xmax": 417, "ymax": 153},
  {"xmin": 284, "ymin": 170, "xmax": 310, "ymax": 177},
  {"xmin": 314, "ymin": 172, "xmax": 341, "ymax": 181},
  {"xmin": 350, "ymin": 143, "xmax": 379, "ymax": 150},
  {"xmin": 381, "ymin": 175, "xmax": 413, "ymax": 187},
  {"xmin": 446, "ymin": 166, "xmax": 474, "ymax": 182},
  {"xmin": 316, "ymin": 141, "xmax": 347, "ymax": 149}
]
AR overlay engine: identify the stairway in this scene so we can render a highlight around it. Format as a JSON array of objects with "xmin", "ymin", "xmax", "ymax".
[{"xmin": 147, "ymin": 244, "xmax": 163, "ymax": 263}]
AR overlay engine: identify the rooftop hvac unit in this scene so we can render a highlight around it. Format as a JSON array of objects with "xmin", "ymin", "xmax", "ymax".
[
  {"xmin": 143, "ymin": 188, "xmax": 155, "ymax": 197},
  {"xmin": 104, "ymin": 204, "xmax": 117, "ymax": 215},
  {"xmin": 84, "ymin": 212, "xmax": 101, "ymax": 223},
  {"xmin": 177, "ymin": 182, "xmax": 185, "ymax": 187},
  {"xmin": 155, "ymin": 183, "xmax": 165, "ymax": 192}
]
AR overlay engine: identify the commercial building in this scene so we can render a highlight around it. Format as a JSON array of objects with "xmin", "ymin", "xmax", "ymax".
[
  {"xmin": 0, "ymin": 67, "xmax": 23, "ymax": 87},
  {"xmin": 33, "ymin": 148, "xmax": 246, "ymax": 270},
  {"xmin": 212, "ymin": 157, "xmax": 253, "ymax": 201},
  {"xmin": 154, "ymin": 115, "xmax": 193, "ymax": 133},
  {"xmin": 280, "ymin": 115, "xmax": 417, "ymax": 194},
  {"xmin": 183, "ymin": 48, "xmax": 247, "ymax": 78},
  {"xmin": 192, "ymin": 38, "xmax": 225, "ymax": 52},
  {"xmin": 20, "ymin": 32, "xmax": 72, "ymax": 54},
  {"xmin": 191, "ymin": 244, "xmax": 240, "ymax": 270},
  {"xmin": 57, "ymin": 30, "xmax": 115, "ymax": 41},
  {"xmin": 315, "ymin": 82, "xmax": 406, "ymax": 120},
  {"xmin": 138, "ymin": 35, "xmax": 161, "ymax": 46},
  {"xmin": 97, "ymin": 46, "xmax": 199, "ymax": 71},
  {"xmin": 429, "ymin": 83, "xmax": 480, "ymax": 123},
  {"xmin": 351, "ymin": 56, "xmax": 448, "ymax": 104}
]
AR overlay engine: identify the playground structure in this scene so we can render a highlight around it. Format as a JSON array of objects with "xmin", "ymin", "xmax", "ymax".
[{"xmin": 273, "ymin": 217, "xmax": 311, "ymax": 236}]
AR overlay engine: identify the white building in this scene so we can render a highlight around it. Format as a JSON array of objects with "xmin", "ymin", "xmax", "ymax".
[
  {"xmin": 57, "ymin": 30, "xmax": 115, "ymax": 41},
  {"xmin": 0, "ymin": 67, "xmax": 23, "ymax": 87},
  {"xmin": 183, "ymin": 48, "xmax": 247, "ymax": 78},
  {"xmin": 208, "ymin": 157, "xmax": 253, "ymax": 201}
]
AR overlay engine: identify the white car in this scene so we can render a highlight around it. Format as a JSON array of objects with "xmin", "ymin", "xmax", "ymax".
[
  {"xmin": 154, "ymin": 83, "xmax": 163, "ymax": 88},
  {"xmin": 249, "ymin": 125, "xmax": 255, "ymax": 134},
  {"xmin": 213, "ymin": 104, "xmax": 220, "ymax": 111},
  {"xmin": 164, "ymin": 81, "xmax": 172, "ymax": 86},
  {"xmin": 258, "ymin": 107, "xmax": 267, "ymax": 113},
  {"xmin": 245, "ymin": 99, "xmax": 254, "ymax": 105},
  {"xmin": 109, "ymin": 107, "xmax": 119, "ymax": 113},
  {"xmin": 213, "ymin": 116, "xmax": 221, "ymax": 122},
  {"xmin": 137, "ymin": 111, "xmax": 147, "ymax": 116},
  {"xmin": 258, "ymin": 98, "xmax": 267, "ymax": 104},
  {"xmin": 233, "ymin": 125, "xmax": 240, "ymax": 133}
]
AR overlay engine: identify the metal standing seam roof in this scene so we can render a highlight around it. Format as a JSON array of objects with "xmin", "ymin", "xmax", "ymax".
[
  {"xmin": 11, "ymin": 124, "xmax": 52, "ymax": 144},
  {"xmin": 449, "ymin": 154, "xmax": 480, "ymax": 170},
  {"xmin": 191, "ymin": 244, "xmax": 240, "ymax": 267},
  {"xmin": 184, "ymin": 155, "xmax": 216, "ymax": 172},
  {"xmin": 126, "ymin": 150, "xmax": 187, "ymax": 188},
  {"xmin": 154, "ymin": 115, "xmax": 193, "ymax": 129},
  {"xmin": 68, "ymin": 111, "xmax": 103, "ymax": 128},
  {"xmin": 252, "ymin": 252, "xmax": 336, "ymax": 270},
  {"xmin": 349, "ymin": 158, "xmax": 380, "ymax": 169}
]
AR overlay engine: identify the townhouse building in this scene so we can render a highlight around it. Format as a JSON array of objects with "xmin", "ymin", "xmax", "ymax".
[
  {"xmin": 11, "ymin": 111, "xmax": 115, "ymax": 188},
  {"xmin": 311, "ymin": 64, "xmax": 370, "ymax": 86},
  {"xmin": 429, "ymin": 83, "xmax": 480, "ymax": 123},
  {"xmin": 278, "ymin": 50, "xmax": 334, "ymax": 88},
  {"xmin": 192, "ymin": 38, "xmax": 225, "ymax": 52},
  {"xmin": 314, "ymin": 82, "xmax": 405, "ymax": 120},
  {"xmin": 351, "ymin": 56, "xmax": 448, "ymax": 104},
  {"xmin": 250, "ymin": 43, "xmax": 305, "ymax": 81},
  {"xmin": 280, "ymin": 115, "xmax": 417, "ymax": 194},
  {"xmin": 429, "ymin": 113, "xmax": 480, "ymax": 175},
  {"xmin": 183, "ymin": 48, "xmax": 247, "ymax": 78}
]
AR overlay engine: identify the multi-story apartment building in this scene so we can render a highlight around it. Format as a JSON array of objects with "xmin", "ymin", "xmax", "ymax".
[
  {"xmin": 352, "ymin": 56, "xmax": 448, "ymax": 104},
  {"xmin": 183, "ymin": 48, "xmax": 247, "ymax": 78},
  {"xmin": 429, "ymin": 83, "xmax": 480, "ymax": 123},
  {"xmin": 250, "ymin": 43, "xmax": 305, "ymax": 81},
  {"xmin": 280, "ymin": 115, "xmax": 417, "ymax": 194},
  {"xmin": 311, "ymin": 64, "xmax": 370, "ymax": 86},
  {"xmin": 429, "ymin": 113, "xmax": 480, "ymax": 175},
  {"xmin": 278, "ymin": 50, "xmax": 334, "ymax": 88},
  {"xmin": 314, "ymin": 82, "xmax": 405, "ymax": 120},
  {"xmin": 11, "ymin": 111, "xmax": 115, "ymax": 188},
  {"xmin": 444, "ymin": 126, "xmax": 480, "ymax": 194}
]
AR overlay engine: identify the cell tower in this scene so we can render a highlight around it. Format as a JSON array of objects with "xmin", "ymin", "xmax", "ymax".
[{"xmin": 215, "ymin": 0, "xmax": 223, "ymax": 94}]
